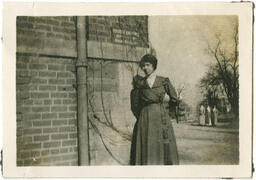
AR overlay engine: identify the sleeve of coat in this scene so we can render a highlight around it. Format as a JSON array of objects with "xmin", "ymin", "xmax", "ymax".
[
  {"xmin": 164, "ymin": 77, "xmax": 178, "ymax": 104},
  {"xmin": 130, "ymin": 76, "xmax": 142, "ymax": 119}
]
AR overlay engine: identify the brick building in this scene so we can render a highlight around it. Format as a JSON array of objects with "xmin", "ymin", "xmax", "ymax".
[{"xmin": 16, "ymin": 16, "xmax": 149, "ymax": 166}]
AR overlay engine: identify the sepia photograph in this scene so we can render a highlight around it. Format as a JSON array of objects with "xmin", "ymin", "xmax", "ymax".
[
  {"xmin": 2, "ymin": 2, "xmax": 253, "ymax": 178},
  {"xmin": 16, "ymin": 15, "xmax": 239, "ymax": 166}
]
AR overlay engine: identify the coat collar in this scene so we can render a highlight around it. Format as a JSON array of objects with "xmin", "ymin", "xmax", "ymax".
[
  {"xmin": 143, "ymin": 75, "xmax": 160, "ymax": 89},
  {"xmin": 146, "ymin": 71, "xmax": 157, "ymax": 88}
]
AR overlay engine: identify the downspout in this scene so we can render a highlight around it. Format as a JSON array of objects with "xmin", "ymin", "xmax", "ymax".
[{"xmin": 76, "ymin": 16, "xmax": 90, "ymax": 165}]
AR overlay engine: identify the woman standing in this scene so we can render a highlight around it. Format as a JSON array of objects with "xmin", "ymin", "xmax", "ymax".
[
  {"xmin": 212, "ymin": 106, "xmax": 218, "ymax": 126},
  {"xmin": 130, "ymin": 54, "xmax": 179, "ymax": 165},
  {"xmin": 199, "ymin": 104, "xmax": 205, "ymax": 126},
  {"xmin": 207, "ymin": 105, "xmax": 212, "ymax": 126}
]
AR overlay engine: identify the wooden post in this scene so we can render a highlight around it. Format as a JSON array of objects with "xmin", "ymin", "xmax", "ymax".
[{"xmin": 76, "ymin": 16, "xmax": 90, "ymax": 165}]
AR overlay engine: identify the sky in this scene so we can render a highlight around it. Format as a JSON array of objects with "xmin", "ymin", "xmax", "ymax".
[{"xmin": 148, "ymin": 16, "xmax": 237, "ymax": 111}]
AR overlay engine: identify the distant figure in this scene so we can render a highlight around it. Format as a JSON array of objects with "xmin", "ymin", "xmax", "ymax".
[
  {"xmin": 199, "ymin": 105, "xmax": 205, "ymax": 125},
  {"xmin": 226, "ymin": 106, "xmax": 230, "ymax": 113},
  {"xmin": 210, "ymin": 106, "xmax": 215, "ymax": 127},
  {"xmin": 205, "ymin": 104, "xmax": 209, "ymax": 124},
  {"xmin": 207, "ymin": 105, "xmax": 212, "ymax": 126},
  {"xmin": 212, "ymin": 106, "xmax": 218, "ymax": 126}
]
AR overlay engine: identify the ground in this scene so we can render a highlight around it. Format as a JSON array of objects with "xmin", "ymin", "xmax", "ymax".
[{"xmin": 173, "ymin": 121, "xmax": 239, "ymax": 165}]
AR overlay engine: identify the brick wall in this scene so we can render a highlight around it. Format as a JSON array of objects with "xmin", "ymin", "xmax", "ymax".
[
  {"xmin": 16, "ymin": 16, "xmax": 78, "ymax": 166},
  {"xmin": 16, "ymin": 55, "xmax": 78, "ymax": 166},
  {"xmin": 87, "ymin": 61, "xmax": 140, "ymax": 165},
  {"xmin": 16, "ymin": 16, "xmax": 148, "ymax": 166},
  {"xmin": 88, "ymin": 16, "xmax": 148, "ymax": 47},
  {"xmin": 17, "ymin": 16, "xmax": 76, "ymax": 56}
]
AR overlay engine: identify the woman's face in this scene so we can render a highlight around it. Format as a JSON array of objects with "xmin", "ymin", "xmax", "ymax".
[{"xmin": 142, "ymin": 62, "xmax": 154, "ymax": 76}]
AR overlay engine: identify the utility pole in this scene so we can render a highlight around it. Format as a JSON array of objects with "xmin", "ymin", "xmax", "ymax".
[{"xmin": 76, "ymin": 16, "xmax": 90, "ymax": 165}]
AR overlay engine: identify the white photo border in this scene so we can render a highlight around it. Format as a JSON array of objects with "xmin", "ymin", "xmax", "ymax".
[{"xmin": 2, "ymin": 2, "xmax": 253, "ymax": 178}]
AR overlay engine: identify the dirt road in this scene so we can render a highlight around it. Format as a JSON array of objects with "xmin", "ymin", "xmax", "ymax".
[{"xmin": 173, "ymin": 121, "xmax": 239, "ymax": 165}]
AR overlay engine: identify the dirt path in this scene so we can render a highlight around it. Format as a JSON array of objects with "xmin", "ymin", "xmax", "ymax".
[{"xmin": 173, "ymin": 122, "xmax": 239, "ymax": 165}]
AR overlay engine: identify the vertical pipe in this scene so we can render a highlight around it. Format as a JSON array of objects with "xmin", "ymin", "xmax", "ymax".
[{"xmin": 76, "ymin": 16, "xmax": 90, "ymax": 165}]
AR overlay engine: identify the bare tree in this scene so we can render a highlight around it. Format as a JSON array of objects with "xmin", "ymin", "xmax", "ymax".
[
  {"xmin": 203, "ymin": 22, "xmax": 239, "ymax": 121},
  {"xmin": 166, "ymin": 82, "xmax": 186, "ymax": 123},
  {"xmin": 200, "ymin": 65, "xmax": 221, "ymax": 107},
  {"xmin": 177, "ymin": 84, "xmax": 185, "ymax": 100}
]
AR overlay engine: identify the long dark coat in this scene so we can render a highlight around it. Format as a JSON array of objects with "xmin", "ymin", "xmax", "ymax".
[{"xmin": 130, "ymin": 75, "xmax": 179, "ymax": 165}]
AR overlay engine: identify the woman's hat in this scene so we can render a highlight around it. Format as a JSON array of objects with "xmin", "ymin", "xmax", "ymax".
[{"xmin": 139, "ymin": 54, "xmax": 158, "ymax": 70}]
